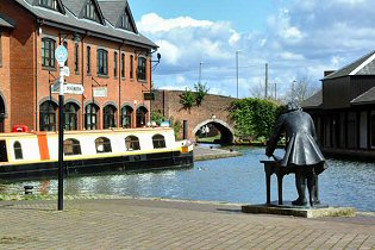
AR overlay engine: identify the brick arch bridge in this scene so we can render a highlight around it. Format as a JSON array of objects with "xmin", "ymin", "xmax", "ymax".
[{"xmin": 151, "ymin": 90, "xmax": 237, "ymax": 144}]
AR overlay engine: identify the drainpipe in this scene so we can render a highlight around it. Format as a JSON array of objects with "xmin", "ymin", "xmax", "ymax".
[
  {"xmin": 118, "ymin": 41, "xmax": 125, "ymax": 128},
  {"xmin": 80, "ymin": 32, "xmax": 88, "ymax": 130},
  {"xmin": 35, "ymin": 19, "xmax": 44, "ymax": 131}
]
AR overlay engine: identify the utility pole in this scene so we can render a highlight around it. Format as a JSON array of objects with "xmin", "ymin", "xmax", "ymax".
[
  {"xmin": 265, "ymin": 63, "xmax": 268, "ymax": 99},
  {"xmin": 274, "ymin": 82, "xmax": 277, "ymax": 100},
  {"xmin": 199, "ymin": 61, "xmax": 204, "ymax": 84},
  {"xmin": 236, "ymin": 50, "xmax": 241, "ymax": 99}
]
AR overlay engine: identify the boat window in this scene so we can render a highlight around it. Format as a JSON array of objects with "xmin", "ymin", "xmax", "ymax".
[
  {"xmin": 95, "ymin": 137, "xmax": 112, "ymax": 153},
  {"xmin": 125, "ymin": 136, "xmax": 140, "ymax": 151},
  {"xmin": 64, "ymin": 138, "xmax": 81, "ymax": 156},
  {"xmin": 0, "ymin": 140, "xmax": 8, "ymax": 162},
  {"xmin": 13, "ymin": 141, "xmax": 23, "ymax": 160},
  {"xmin": 152, "ymin": 134, "xmax": 166, "ymax": 149}
]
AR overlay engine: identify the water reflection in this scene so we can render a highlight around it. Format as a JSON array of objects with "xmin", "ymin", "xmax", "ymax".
[{"xmin": 1, "ymin": 147, "xmax": 374, "ymax": 211}]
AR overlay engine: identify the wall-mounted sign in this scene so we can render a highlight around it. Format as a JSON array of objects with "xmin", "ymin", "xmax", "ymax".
[
  {"xmin": 93, "ymin": 87, "xmax": 107, "ymax": 97},
  {"xmin": 143, "ymin": 92, "xmax": 155, "ymax": 100}
]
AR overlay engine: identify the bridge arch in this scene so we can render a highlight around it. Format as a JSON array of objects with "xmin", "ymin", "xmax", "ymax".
[{"xmin": 192, "ymin": 119, "xmax": 234, "ymax": 144}]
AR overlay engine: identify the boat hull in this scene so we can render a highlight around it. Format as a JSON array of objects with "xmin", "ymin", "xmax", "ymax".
[{"xmin": 0, "ymin": 150, "xmax": 194, "ymax": 181}]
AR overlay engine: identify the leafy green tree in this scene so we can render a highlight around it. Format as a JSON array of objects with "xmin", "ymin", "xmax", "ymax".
[
  {"xmin": 194, "ymin": 82, "xmax": 209, "ymax": 106},
  {"xmin": 230, "ymin": 98, "xmax": 283, "ymax": 140},
  {"xmin": 179, "ymin": 88, "xmax": 196, "ymax": 111}
]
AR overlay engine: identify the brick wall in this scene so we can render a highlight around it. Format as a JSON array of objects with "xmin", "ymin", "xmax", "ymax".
[
  {"xmin": 0, "ymin": 30, "xmax": 11, "ymax": 132},
  {"xmin": 152, "ymin": 90, "xmax": 236, "ymax": 139},
  {"xmin": 2, "ymin": 0, "xmax": 36, "ymax": 131}
]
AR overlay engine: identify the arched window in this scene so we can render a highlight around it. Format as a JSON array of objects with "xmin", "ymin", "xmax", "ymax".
[
  {"xmin": 137, "ymin": 57, "xmax": 147, "ymax": 81},
  {"xmin": 121, "ymin": 106, "xmax": 133, "ymax": 128},
  {"xmin": 63, "ymin": 138, "xmax": 81, "ymax": 156},
  {"xmin": 42, "ymin": 38, "xmax": 56, "ymax": 68},
  {"xmin": 64, "ymin": 103, "xmax": 79, "ymax": 131},
  {"xmin": 103, "ymin": 105, "xmax": 117, "ymax": 129},
  {"xmin": 136, "ymin": 106, "xmax": 148, "ymax": 127},
  {"xmin": 13, "ymin": 141, "xmax": 23, "ymax": 160},
  {"xmin": 85, "ymin": 104, "xmax": 99, "ymax": 130},
  {"xmin": 95, "ymin": 137, "xmax": 112, "ymax": 153},
  {"xmin": 40, "ymin": 101, "xmax": 57, "ymax": 131},
  {"xmin": 152, "ymin": 134, "xmax": 166, "ymax": 149},
  {"xmin": 125, "ymin": 136, "xmax": 140, "ymax": 151}
]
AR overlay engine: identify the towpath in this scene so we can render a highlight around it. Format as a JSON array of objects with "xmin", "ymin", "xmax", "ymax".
[
  {"xmin": 0, "ymin": 197, "xmax": 374, "ymax": 249},
  {"xmin": 194, "ymin": 145, "xmax": 242, "ymax": 161}
]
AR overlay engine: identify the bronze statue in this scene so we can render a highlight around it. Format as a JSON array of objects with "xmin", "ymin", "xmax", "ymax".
[{"xmin": 266, "ymin": 100, "xmax": 327, "ymax": 206}]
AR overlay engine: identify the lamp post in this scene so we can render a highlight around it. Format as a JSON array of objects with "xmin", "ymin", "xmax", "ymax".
[
  {"xmin": 55, "ymin": 45, "xmax": 69, "ymax": 211},
  {"xmin": 236, "ymin": 50, "xmax": 242, "ymax": 99},
  {"xmin": 199, "ymin": 61, "xmax": 204, "ymax": 83}
]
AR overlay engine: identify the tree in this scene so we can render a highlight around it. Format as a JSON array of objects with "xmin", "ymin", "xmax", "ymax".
[
  {"xmin": 179, "ymin": 88, "xmax": 196, "ymax": 111},
  {"xmin": 288, "ymin": 75, "xmax": 320, "ymax": 104},
  {"xmin": 194, "ymin": 82, "xmax": 209, "ymax": 106},
  {"xmin": 230, "ymin": 98, "xmax": 284, "ymax": 140}
]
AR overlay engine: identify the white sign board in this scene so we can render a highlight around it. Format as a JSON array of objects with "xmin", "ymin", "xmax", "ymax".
[
  {"xmin": 51, "ymin": 80, "xmax": 61, "ymax": 94},
  {"xmin": 55, "ymin": 45, "xmax": 68, "ymax": 64},
  {"xmin": 51, "ymin": 83, "xmax": 84, "ymax": 95},
  {"xmin": 64, "ymin": 84, "xmax": 84, "ymax": 95},
  {"xmin": 93, "ymin": 87, "xmax": 107, "ymax": 97},
  {"xmin": 61, "ymin": 66, "xmax": 70, "ymax": 77}
]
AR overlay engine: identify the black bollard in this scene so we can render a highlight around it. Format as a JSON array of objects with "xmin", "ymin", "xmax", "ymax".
[
  {"xmin": 24, "ymin": 185, "xmax": 34, "ymax": 195},
  {"xmin": 183, "ymin": 120, "xmax": 188, "ymax": 139}
]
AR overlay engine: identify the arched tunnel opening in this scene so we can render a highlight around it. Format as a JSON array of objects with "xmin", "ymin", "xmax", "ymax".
[{"xmin": 195, "ymin": 122, "xmax": 234, "ymax": 145}]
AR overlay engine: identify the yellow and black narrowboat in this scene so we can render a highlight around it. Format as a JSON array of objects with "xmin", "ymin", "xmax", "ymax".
[{"xmin": 0, "ymin": 127, "xmax": 194, "ymax": 180}]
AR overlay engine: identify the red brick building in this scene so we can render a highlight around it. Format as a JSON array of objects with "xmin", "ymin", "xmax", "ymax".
[{"xmin": 0, "ymin": 0, "xmax": 158, "ymax": 133}]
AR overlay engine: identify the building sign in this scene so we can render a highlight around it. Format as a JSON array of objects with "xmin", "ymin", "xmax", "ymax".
[
  {"xmin": 143, "ymin": 92, "xmax": 155, "ymax": 100},
  {"xmin": 93, "ymin": 87, "xmax": 107, "ymax": 97}
]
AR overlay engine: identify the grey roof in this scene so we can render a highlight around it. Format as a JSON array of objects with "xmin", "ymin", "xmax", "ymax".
[
  {"xmin": 13, "ymin": 0, "xmax": 157, "ymax": 49},
  {"xmin": 351, "ymin": 86, "xmax": 375, "ymax": 105},
  {"xmin": 0, "ymin": 15, "xmax": 15, "ymax": 28},
  {"xmin": 97, "ymin": 0, "xmax": 126, "ymax": 27},
  {"xmin": 323, "ymin": 51, "xmax": 375, "ymax": 80},
  {"xmin": 301, "ymin": 90, "xmax": 323, "ymax": 109}
]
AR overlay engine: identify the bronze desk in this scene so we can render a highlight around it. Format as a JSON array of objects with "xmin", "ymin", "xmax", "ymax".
[{"xmin": 260, "ymin": 160, "xmax": 295, "ymax": 205}]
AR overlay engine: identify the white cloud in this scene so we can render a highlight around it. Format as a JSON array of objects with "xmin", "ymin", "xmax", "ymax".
[
  {"xmin": 136, "ymin": 0, "xmax": 375, "ymax": 99},
  {"xmin": 137, "ymin": 13, "xmax": 213, "ymax": 33}
]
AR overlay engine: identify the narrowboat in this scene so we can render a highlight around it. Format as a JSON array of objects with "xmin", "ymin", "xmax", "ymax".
[{"xmin": 0, "ymin": 127, "xmax": 194, "ymax": 180}]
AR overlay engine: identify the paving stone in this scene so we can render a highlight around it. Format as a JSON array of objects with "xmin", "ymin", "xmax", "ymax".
[{"xmin": 0, "ymin": 198, "xmax": 374, "ymax": 249}]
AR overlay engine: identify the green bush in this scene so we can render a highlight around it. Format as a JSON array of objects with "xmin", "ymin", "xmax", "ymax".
[{"xmin": 230, "ymin": 98, "xmax": 283, "ymax": 139}]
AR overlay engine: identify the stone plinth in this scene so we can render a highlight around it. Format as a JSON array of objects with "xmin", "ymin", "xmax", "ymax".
[{"xmin": 242, "ymin": 202, "xmax": 356, "ymax": 218}]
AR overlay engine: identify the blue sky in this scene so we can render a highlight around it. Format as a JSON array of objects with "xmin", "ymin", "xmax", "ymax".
[{"xmin": 128, "ymin": 0, "xmax": 375, "ymax": 99}]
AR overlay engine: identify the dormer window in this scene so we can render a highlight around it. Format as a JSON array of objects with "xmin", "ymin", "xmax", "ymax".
[
  {"xmin": 85, "ymin": 1, "xmax": 98, "ymax": 21},
  {"xmin": 120, "ymin": 14, "xmax": 130, "ymax": 30},
  {"xmin": 118, "ymin": 8, "xmax": 136, "ymax": 32},
  {"xmin": 39, "ymin": 0, "xmax": 57, "ymax": 9}
]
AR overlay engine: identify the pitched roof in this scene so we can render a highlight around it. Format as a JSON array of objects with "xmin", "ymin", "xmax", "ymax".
[
  {"xmin": 301, "ymin": 90, "xmax": 323, "ymax": 109},
  {"xmin": 13, "ymin": 0, "xmax": 157, "ymax": 49},
  {"xmin": 351, "ymin": 86, "xmax": 375, "ymax": 105},
  {"xmin": 323, "ymin": 51, "xmax": 375, "ymax": 80},
  {"xmin": 97, "ymin": 0, "xmax": 126, "ymax": 26}
]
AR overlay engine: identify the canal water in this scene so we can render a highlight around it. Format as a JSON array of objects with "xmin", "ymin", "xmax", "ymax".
[{"xmin": 1, "ymin": 146, "xmax": 374, "ymax": 212}]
